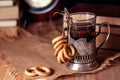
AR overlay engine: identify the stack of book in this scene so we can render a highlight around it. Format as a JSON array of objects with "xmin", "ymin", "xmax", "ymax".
[
  {"xmin": 0, "ymin": 0, "xmax": 19, "ymax": 37},
  {"xmin": 0, "ymin": 0, "xmax": 19, "ymax": 27}
]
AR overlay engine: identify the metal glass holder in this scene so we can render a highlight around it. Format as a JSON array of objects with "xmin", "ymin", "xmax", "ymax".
[
  {"xmin": 63, "ymin": 8, "xmax": 110, "ymax": 72},
  {"xmin": 66, "ymin": 54, "xmax": 99, "ymax": 71}
]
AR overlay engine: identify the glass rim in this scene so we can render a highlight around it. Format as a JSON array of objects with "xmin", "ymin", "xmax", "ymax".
[{"xmin": 70, "ymin": 12, "xmax": 96, "ymax": 21}]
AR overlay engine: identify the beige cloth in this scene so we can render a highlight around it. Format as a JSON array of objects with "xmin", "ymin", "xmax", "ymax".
[{"xmin": 0, "ymin": 26, "xmax": 120, "ymax": 80}]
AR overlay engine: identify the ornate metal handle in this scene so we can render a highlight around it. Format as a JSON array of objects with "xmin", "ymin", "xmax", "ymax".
[{"xmin": 96, "ymin": 22, "xmax": 111, "ymax": 52}]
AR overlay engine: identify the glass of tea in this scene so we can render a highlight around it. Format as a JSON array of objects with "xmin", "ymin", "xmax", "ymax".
[{"xmin": 65, "ymin": 12, "xmax": 110, "ymax": 71}]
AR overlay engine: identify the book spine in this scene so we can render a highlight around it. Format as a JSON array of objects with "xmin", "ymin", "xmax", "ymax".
[
  {"xmin": 0, "ymin": 1, "xmax": 13, "ymax": 7},
  {"xmin": 0, "ymin": 6, "xmax": 19, "ymax": 20},
  {"xmin": 0, "ymin": 20, "xmax": 17, "ymax": 27}
]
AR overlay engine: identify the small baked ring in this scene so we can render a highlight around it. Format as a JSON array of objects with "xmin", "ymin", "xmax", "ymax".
[
  {"xmin": 54, "ymin": 43, "xmax": 65, "ymax": 56},
  {"xmin": 60, "ymin": 49, "xmax": 68, "ymax": 63},
  {"xmin": 35, "ymin": 65, "xmax": 53, "ymax": 77},
  {"xmin": 24, "ymin": 67, "xmax": 37, "ymax": 77},
  {"xmin": 52, "ymin": 35, "xmax": 67, "ymax": 45},
  {"xmin": 53, "ymin": 39, "xmax": 67, "ymax": 49},
  {"xmin": 63, "ymin": 44, "xmax": 76, "ymax": 60},
  {"xmin": 69, "ymin": 44, "xmax": 76, "ymax": 57},
  {"xmin": 57, "ymin": 49, "xmax": 64, "ymax": 64}
]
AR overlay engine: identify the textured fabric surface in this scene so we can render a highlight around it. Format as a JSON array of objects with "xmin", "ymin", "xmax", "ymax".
[{"xmin": 0, "ymin": 27, "xmax": 120, "ymax": 80}]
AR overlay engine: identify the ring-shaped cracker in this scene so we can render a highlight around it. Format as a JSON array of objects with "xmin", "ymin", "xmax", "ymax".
[
  {"xmin": 52, "ymin": 35, "xmax": 67, "ymax": 45},
  {"xmin": 24, "ymin": 67, "xmax": 37, "ymax": 77},
  {"xmin": 35, "ymin": 65, "xmax": 53, "ymax": 77},
  {"xmin": 53, "ymin": 39, "xmax": 67, "ymax": 49},
  {"xmin": 54, "ymin": 43, "xmax": 65, "ymax": 56},
  {"xmin": 63, "ymin": 44, "xmax": 76, "ymax": 60}
]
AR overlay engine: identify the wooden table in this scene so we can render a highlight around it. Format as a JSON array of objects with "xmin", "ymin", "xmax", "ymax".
[{"xmin": 0, "ymin": 16, "xmax": 120, "ymax": 80}]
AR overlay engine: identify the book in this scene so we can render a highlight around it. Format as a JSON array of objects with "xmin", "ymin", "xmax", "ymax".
[
  {"xmin": 0, "ymin": 20, "xmax": 17, "ymax": 27},
  {"xmin": 0, "ymin": 0, "xmax": 13, "ymax": 7},
  {"xmin": 0, "ymin": 0, "xmax": 19, "ymax": 27},
  {"xmin": 0, "ymin": 6, "xmax": 19, "ymax": 20}
]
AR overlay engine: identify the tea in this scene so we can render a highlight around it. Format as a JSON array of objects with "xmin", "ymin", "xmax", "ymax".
[
  {"xmin": 69, "ymin": 22, "xmax": 96, "ymax": 56},
  {"xmin": 70, "ymin": 22, "xmax": 95, "ymax": 42}
]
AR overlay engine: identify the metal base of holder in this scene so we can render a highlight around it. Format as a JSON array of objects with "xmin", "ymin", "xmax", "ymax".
[{"xmin": 66, "ymin": 60, "xmax": 99, "ymax": 72}]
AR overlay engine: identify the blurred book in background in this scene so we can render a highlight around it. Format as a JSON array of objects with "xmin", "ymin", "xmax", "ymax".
[
  {"xmin": 0, "ymin": 0, "xmax": 13, "ymax": 7},
  {"xmin": 0, "ymin": 0, "xmax": 19, "ymax": 27}
]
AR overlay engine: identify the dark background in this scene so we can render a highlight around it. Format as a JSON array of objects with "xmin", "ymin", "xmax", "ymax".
[
  {"xmin": 66, "ymin": 0, "xmax": 120, "ymax": 6},
  {"xmin": 20, "ymin": 0, "xmax": 120, "ymax": 23},
  {"xmin": 65, "ymin": 0, "xmax": 120, "ymax": 17}
]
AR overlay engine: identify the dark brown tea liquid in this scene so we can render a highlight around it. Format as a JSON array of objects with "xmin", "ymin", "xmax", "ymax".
[{"xmin": 70, "ymin": 22, "xmax": 95, "ymax": 42}]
